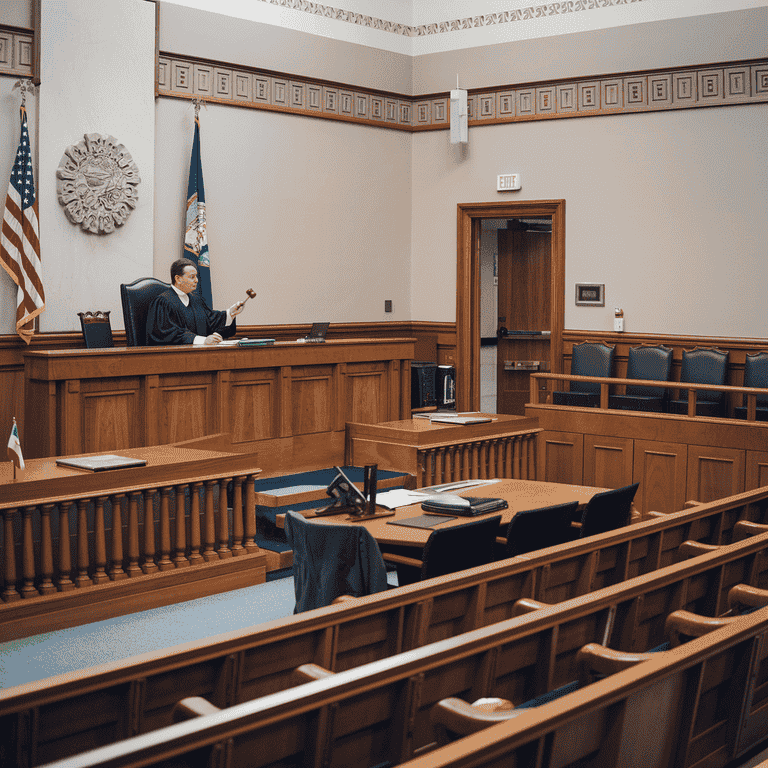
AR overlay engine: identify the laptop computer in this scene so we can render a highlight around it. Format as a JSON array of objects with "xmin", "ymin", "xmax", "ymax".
[{"xmin": 299, "ymin": 322, "xmax": 329, "ymax": 343}]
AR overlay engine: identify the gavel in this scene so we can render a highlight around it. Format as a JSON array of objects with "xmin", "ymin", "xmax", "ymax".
[{"xmin": 235, "ymin": 288, "xmax": 256, "ymax": 310}]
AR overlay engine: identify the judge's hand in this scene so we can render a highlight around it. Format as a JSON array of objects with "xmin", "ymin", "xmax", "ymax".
[
  {"xmin": 204, "ymin": 333, "xmax": 223, "ymax": 345},
  {"xmin": 230, "ymin": 301, "xmax": 245, "ymax": 317}
]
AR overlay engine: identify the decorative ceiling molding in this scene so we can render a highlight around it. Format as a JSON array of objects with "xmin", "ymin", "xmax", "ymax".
[
  {"xmin": 158, "ymin": 52, "xmax": 768, "ymax": 131},
  {"xmin": 253, "ymin": 0, "xmax": 648, "ymax": 38}
]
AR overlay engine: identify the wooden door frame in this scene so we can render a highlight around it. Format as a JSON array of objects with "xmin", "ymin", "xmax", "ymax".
[{"xmin": 456, "ymin": 200, "xmax": 566, "ymax": 411}]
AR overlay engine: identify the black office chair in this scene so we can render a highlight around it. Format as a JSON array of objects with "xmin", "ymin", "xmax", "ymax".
[
  {"xmin": 496, "ymin": 501, "xmax": 580, "ymax": 559},
  {"xmin": 667, "ymin": 347, "xmax": 729, "ymax": 417},
  {"xmin": 120, "ymin": 277, "xmax": 171, "ymax": 346},
  {"xmin": 553, "ymin": 342, "xmax": 614, "ymax": 408},
  {"xmin": 609, "ymin": 345, "xmax": 673, "ymax": 412},
  {"xmin": 284, "ymin": 511, "xmax": 389, "ymax": 613},
  {"xmin": 77, "ymin": 311, "xmax": 114, "ymax": 348},
  {"xmin": 384, "ymin": 515, "xmax": 502, "ymax": 587},
  {"xmin": 734, "ymin": 352, "xmax": 768, "ymax": 421},
  {"xmin": 574, "ymin": 483, "xmax": 639, "ymax": 539}
]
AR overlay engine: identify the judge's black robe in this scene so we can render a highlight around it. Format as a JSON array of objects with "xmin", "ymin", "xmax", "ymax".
[{"xmin": 146, "ymin": 289, "xmax": 236, "ymax": 345}]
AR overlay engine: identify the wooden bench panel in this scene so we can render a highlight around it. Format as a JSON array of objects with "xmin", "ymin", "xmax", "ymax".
[
  {"xmin": 4, "ymin": 487, "xmax": 768, "ymax": 766},
  {"xmin": 33, "ymin": 535, "xmax": 768, "ymax": 768}
]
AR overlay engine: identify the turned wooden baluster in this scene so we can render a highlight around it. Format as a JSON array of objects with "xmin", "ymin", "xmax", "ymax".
[
  {"xmin": 203, "ymin": 480, "xmax": 218, "ymax": 561},
  {"xmin": 142, "ymin": 488, "xmax": 158, "ymax": 574},
  {"xmin": 92, "ymin": 496, "xmax": 109, "ymax": 584},
  {"xmin": 188, "ymin": 482, "xmax": 204, "ymax": 565},
  {"xmin": 217, "ymin": 479, "xmax": 232, "ymax": 559},
  {"xmin": 21, "ymin": 505, "xmax": 38, "ymax": 597},
  {"xmin": 486, "ymin": 440, "xmax": 496, "ymax": 478},
  {"xmin": 174, "ymin": 485, "xmax": 189, "ymax": 568},
  {"xmin": 504, "ymin": 437, "xmax": 513, "ymax": 478},
  {"xmin": 244, "ymin": 474, "xmax": 258, "ymax": 553},
  {"xmin": 2, "ymin": 508, "xmax": 20, "ymax": 602},
  {"xmin": 109, "ymin": 494, "xmax": 128, "ymax": 580},
  {"xmin": 513, "ymin": 437, "xmax": 522, "ymax": 479},
  {"xmin": 157, "ymin": 487, "xmax": 174, "ymax": 571},
  {"xmin": 231, "ymin": 477, "xmax": 245, "ymax": 556},
  {"xmin": 470, "ymin": 442, "xmax": 480, "ymax": 479},
  {"xmin": 125, "ymin": 491, "xmax": 142, "ymax": 576},
  {"xmin": 75, "ymin": 498, "xmax": 92, "ymax": 587},
  {"xmin": 57, "ymin": 502, "xmax": 75, "ymax": 591},
  {"xmin": 461, "ymin": 443, "xmax": 470, "ymax": 481},
  {"xmin": 39, "ymin": 503, "xmax": 56, "ymax": 595}
]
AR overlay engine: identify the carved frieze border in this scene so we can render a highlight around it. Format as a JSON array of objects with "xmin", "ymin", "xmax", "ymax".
[
  {"xmin": 0, "ymin": 28, "xmax": 33, "ymax": 78},
  {"xmin": 158, "ymin": 53, "xmax": 768, "ymax": 131}
]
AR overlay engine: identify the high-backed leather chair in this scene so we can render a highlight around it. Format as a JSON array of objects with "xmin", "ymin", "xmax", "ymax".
[
  {"xmin": 553, "ymin": 342, "xmax": 615, "ymax": 408},
  {"xmin": 575, "ymin": 482, "xmax": 639, "ymax": 539},
  {"xmin": 77, "ymin": 310, "xmax": 114, "ymax": 348},
  {"xmin": 734, "ymin": 351, "xmax": 768, "ymax": 421},
  {"xmin": 667, "ymin": 347, "xmax": 729, "ymax": 417},
  {"xmin": 496, "ymin": 501, "xmax": 580, "ymax": 559},
  {"xmin": 609, "ymin": 345, "xmax": 673, "ymax": 412},
  {"xmin": 120, "ymin": 277, "xmax": 170, "ymax": 346},
  {"xmin": 383, "ymin": 515, "xmax": 502, "ymax": 587}
]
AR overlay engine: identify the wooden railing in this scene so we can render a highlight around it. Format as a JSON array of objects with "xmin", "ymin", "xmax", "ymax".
[
  {"xmin": 0, "ymin": 459, "xmax": 262, "ymax": 605},
  {"xmin": 31, "ymin": 531, "xmax": 768, "ymax": 768},
  {"xmin": 530, "ymin": 372, "xmax": 768, "ymax": 420},
  {"xmin": 418, "ymin": 431, "xmax": 537, "ymax": 486},
  {"xmin": 4, "ymin": 485, "xmax": 768, "ymax": 765}
]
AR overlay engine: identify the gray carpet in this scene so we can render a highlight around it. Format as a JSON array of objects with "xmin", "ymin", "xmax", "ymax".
[{"xmin": 0, "ymin": 576, "xmax": 297, "ymax": 689}]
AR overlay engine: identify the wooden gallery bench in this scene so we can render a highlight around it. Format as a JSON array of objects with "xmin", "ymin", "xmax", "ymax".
[
  {"xmin": 35, "ymin": 530, "xmax": 768, "ymax": 768},
  {"xmin": 3, "ymin": 486, "xmax": 768, "ymax": 765},
  {"xmin": 3, "ymin": 485, "xmax": 768, "ymax": 766}
]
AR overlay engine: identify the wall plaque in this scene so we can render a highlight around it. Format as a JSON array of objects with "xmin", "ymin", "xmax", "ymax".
[
  {"xmin": 575, "ymin": 283, "xmax": 605, "ymax": 306},
  {"xmin": 56, "ymin": 133, "xmax": 140, "ymax": 234}
]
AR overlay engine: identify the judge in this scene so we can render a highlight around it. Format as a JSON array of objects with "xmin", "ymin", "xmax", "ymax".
[{"xmin": 147, "ymin": 258, "xmax": 245, "ymax": 345}]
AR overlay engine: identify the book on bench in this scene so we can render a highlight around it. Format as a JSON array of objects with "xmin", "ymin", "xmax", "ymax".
[
  {"xmin": 420, "ymin": 495, "xmax": 508, "ymax": 517},
  {"xmin": 55, "ymin": 454, "xmax": 147, "ymax": 472}
]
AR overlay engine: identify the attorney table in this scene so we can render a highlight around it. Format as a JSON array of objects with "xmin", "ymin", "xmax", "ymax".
[
  {"xmin": 23, "ymin": 337, "xmax": 414, "ymax": 459},
  {"xmin": 277, "ymin": 478, "xmax": 607, "ymax": 548}
]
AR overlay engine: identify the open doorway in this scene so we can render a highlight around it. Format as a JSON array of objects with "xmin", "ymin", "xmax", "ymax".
[{"xmin": 456, "ymin": 200, "xmax": 565, "ymax": 413}]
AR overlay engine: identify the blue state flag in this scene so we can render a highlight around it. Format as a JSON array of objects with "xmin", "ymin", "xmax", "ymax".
[{"xmin": 183, "ymin": 115, "xmax": 212, "ymax": 307}]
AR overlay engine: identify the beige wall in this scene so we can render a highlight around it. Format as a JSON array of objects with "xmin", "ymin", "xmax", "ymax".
[{"xmin": 0, "ymin": 1, "xmax": 766, "ymax": 338}]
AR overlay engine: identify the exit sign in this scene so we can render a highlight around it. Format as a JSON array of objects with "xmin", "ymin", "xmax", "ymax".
[{"xmin": 497, "ymin": 174, "xmax": 521, "ymax": 191}]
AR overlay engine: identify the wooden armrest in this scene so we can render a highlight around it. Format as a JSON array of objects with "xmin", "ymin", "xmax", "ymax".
[
  {"xmin": 728, "ymin": 584, "xmax": 768, "ymax": 612},
  {"xmin": 576, "ymin": 643, "xmax": 661, "ymax": 686},
  {"xmin": 684, "ymin": 500, "xmax": 701, "ymax": 508},
  {"xmin": 512, "ymin": 598, "xmax": 550, "ymax": 616},
  {"xmin": 172, "ymin": 697, "xmax": 221, "ymax": 723},
  {"xmin": 381, "ymin": 552, "xmax": 423, "ymax": 569},
  {"xmin": 665, "ymin": 610, "xmax": 737, "ymax": 647},
  {"xmin": 430, "ymin": 697, "xmax": 523, "ymax": 744},
  {"xmin": 733, "ymin": 520, "xmax": 768, "ymax": 542},
  {"xmin": 645, "ymin": 510, "xmax": 667, "ymax": 519},
  {"xmin": 678, "ymin": 540, "xmax": 720, "ymax": 559},
  {"xmin": 495, "ymin": 536, "xmax": 507, "ymax": 546},
  {"xmin": 293, "ymin": 663, "xmax": 334, "ymax": 684}
]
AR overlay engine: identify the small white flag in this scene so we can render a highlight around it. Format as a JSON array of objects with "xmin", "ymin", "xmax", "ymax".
[{"xmin": 7, "ymin": 418, "xmax": 24, "ymax": 470}]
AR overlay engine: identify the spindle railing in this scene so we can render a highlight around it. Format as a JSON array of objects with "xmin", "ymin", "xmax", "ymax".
[
  {"xmin": 0, "ymin": 468, "xmax": 261, "ymax": 603},
  {"xmin": 418, "ymin": 431, "xmax": 536, "ymax": 486}
]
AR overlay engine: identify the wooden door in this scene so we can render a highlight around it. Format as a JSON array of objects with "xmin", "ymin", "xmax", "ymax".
[{"xmin": 497, "ymin": 222, "xmax": 551, "ymax": 414}]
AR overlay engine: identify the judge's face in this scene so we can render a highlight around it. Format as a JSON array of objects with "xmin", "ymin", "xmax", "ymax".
[{"xmin": 175, "ymin": 266, "xmax": 198, "ymax": 294}]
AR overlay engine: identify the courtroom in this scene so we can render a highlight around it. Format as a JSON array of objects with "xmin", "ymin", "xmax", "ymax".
[{"xmin": 1, "ymin": 1, "xmax": 768, "ymax": 767}]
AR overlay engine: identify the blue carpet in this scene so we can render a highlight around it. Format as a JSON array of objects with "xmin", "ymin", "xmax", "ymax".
[{"xmin": 0, "ymin": 576, "xmax": 297, "ymax": 690}]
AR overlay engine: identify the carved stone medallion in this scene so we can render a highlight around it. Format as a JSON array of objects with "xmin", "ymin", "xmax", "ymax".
[{"xmin": 56, "ymin": 133, "xmax": 140, "ymax": 234}]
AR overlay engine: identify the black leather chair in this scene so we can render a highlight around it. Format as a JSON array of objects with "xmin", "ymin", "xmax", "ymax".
[
  {"xmin": 120, "ymin": 277, "xmax": 171, "ymax": 346},
  {"xmin": 496, "ymin": 501, "xmax": 580, "ymax": 559},
  {"xmin": 609, "ymin": 345, "xmax": 673, "ymax": 412},
  {"xmin": 384, "ymin": 515, "xmax": 502, "ymax": 587},
  {"xmin": 284, "ymin": 511, "xmax": 389, "ymax": 613},
  {"xmin": 553, "ymin": 342, "xmax": 615, "ymax": 408},
  {"xmin": 734, "ymin": 351, "xmax": 768, "ymax": 421},
  {"xmin": 667, "ymin": 347, "xmax": 729, "ymax": 417},
  {"xmin": 77, "ymin": 311, "xmax": 113, "ymax": 348},
  {"xmin": 574, "ymin": 483, "xmax": 639, "ymax": 539}
]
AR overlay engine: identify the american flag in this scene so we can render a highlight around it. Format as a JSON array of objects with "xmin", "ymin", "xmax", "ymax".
[{"xmin": 1, "ymin": 105, "xmax": 45, "ymax": 344}]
